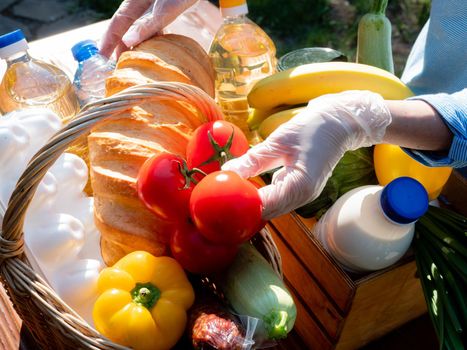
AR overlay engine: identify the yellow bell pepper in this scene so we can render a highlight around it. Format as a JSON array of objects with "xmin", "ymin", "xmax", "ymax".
[{"xmin": 93, "ymin": 251, "xmax": 195, "ymax": 350}]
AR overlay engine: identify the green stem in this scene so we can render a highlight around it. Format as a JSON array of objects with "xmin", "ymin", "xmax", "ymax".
[
  {"xmin": 131, "ymin": 282, "xmax": 160, "ymax": 310},
  {"xmin": 199, "ymin": 128, "xmax": 236, "ymax": 168},
  {"xmin": 371, "ymin": 0, "xmax": 388, "ymax": 14},
  {"xmin": 178, "ymin": 160, "xmax": 207, "ymax": 189},
  {"xmin": 264, "ymin": 310, "xmax": 289, "ymax": 340}
]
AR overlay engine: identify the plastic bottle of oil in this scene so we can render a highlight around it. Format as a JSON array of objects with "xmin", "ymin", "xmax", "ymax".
[
  {"xmin": 0, "ymin": 29, "xmax": 79, "ymax": 121},
  {"xmin": 209, "ymin": 0, "xmax": 276, "ymax": 141}
]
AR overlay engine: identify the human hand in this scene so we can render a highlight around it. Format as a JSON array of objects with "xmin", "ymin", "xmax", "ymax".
[
  {"xmin": 100, "ymin": 0, "xmax": 197, "ymax": 58},
  {"xmin": 222, "ymin": 91, "xmax": 392, "ymax": 220}
]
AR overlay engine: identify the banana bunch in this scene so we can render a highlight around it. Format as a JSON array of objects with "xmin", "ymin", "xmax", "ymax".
[{"xmin": 247, "ymin": 62, "xmax": 413, "ymax": 140}]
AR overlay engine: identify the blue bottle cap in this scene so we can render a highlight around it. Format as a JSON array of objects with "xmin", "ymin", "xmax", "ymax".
[
  {"xmin": 0, "ymin": 29, "xmax": 26, "ymax": 49},
  {"xmin": 71, "ymin": 40, "xmax": 99, "ymax": 62},
  {"xmin": 380, "ymin": 177, "xmax": 429, "ymax": 224}
]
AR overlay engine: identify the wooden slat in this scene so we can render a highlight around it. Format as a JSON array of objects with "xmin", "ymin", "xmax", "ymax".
[
  {"xmin": 336, "ymin": 260, "xmax": 427, "ymax": 350},
  {"xmin": 270, "ymin": 212, "xmax": 355, "ymax": 312},
  {"xmin": 439, "ymin": 170, "xmax": 467, "ymax": 216},
  {"xmin": 269, "ymin": 226, "xmax": 343, "ymax": 340},
  {"xmin": 288, "ymin": 285, "xmax": 334, "ymax": 350}
]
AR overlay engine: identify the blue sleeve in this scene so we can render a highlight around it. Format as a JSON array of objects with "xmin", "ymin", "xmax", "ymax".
[{"xmin": 403, "ymin": 88, "xmax": 467, "ymax": 168}]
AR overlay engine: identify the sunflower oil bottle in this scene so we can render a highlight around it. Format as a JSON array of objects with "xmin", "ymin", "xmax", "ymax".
[
  {"xmin": 0, "ymin": 29, "xmax": 79, "ymax": 121},
  {"xmin": 209, "ymin": 0, "xmax": 277, "ymax": 141}
]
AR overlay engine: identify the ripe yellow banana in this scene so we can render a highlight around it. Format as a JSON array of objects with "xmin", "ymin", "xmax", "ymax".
[
  {"xmin": 247, "ymin": 105, "xmax": 293, "ymax": 130},
  {"xmin": 248, "ymin": 62, "xmax": 413, "ymax": 110},
  {"xmin": 258, "ymin": 106, "xmax": 306, "ymax": 139}
]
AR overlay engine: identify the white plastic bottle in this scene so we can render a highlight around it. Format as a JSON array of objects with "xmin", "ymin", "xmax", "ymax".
[
  {"xmin": 0, "ymin": 29, "xmax": 79, "ymax": 121},
  {"xmin": 71, "ymin": 40, "xmax": 115, "ymax": 106},
  {"xmin": 314, "ymin": 177, "xmax": 429, "ymax": 273},
  {"xmin": 209, "ymin": 0, "xmax": 276, "ymax": 140}
]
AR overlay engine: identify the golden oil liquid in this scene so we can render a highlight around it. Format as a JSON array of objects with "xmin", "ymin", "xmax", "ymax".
[
  {"xmin": 0, "ymin": 58, "xmax": 79, "ymax": 121},
  {"xmin": 209, "ymin": 19, "xmax": 276, "ymax": 142}
]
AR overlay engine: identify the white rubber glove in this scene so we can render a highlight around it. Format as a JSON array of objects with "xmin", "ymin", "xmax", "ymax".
[
  {"xmin": 100, "ymin": 0, "xmax": 197, "ymax": 57},
  {"xmin": 222, "ymin": 91, "xmax": 392, "ymax": 221}
]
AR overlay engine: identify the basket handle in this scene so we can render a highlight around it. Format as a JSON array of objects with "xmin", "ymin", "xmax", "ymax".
[
  {"xmin": 0, "ymin": 82, "xmax": 222, "ymax": 349},
  {"xmin": 0, "ymin": 82, "xmax": 222, "ymax": 257}
]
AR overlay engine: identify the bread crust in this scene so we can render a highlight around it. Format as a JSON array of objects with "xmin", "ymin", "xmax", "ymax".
[{"xmin": 90, "ymin": 34, "xmax": 215, "ymax": 265}]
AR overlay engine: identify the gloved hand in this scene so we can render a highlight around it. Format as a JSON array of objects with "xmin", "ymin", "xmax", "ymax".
[
  {"xmin": 100, "ymin": 0, "xmax": 197, "ymax": 57},
  {"xmin": 222, "ymin": 91, "xmax": 392, "ymax": 221}
]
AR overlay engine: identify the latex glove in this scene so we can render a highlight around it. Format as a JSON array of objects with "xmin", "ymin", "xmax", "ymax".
[
  {"xmin": 100, "ymin": 0, "xmax": 197, "ymax": 57},
  {"xmin": 222, "ymin": 91, "xmax": 392, "ymax": 221}
]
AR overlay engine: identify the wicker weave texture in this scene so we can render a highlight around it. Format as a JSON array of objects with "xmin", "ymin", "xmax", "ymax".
[{"xmin": 0, "ymin": 82, "xmax": 282, "ymax": 349}]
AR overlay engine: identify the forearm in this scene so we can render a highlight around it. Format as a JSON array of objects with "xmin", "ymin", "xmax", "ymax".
[{"xmin": 383, "ymin": 100, "xmax": 453, "ymax": 151}]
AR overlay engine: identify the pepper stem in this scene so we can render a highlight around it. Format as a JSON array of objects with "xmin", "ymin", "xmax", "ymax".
[
  {"xmin": 131, "ymin": 282, "xmax": 161, "ymax": 310},
  {"xmin": 263, "ymin": 310, "xmax": 289, "ymax": 340}
]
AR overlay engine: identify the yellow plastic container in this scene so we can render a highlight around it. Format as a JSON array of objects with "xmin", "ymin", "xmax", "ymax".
[{"xmin": 374, "ymin": 144, "xmax": 452, "ymax": 200}]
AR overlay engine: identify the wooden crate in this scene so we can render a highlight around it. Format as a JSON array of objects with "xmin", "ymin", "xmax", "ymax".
[
  {"xmin": 268, "ymin": 216, "xmax": 426, "ymax": 350},
  {"xmin": 269, "ymin": 170, "xmax": 466, "ymax": 349}
]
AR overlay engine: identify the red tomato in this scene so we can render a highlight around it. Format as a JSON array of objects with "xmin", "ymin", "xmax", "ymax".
[
  {"xmin": 248, "ymin": 177, "xmax": 267, "ymax": 232},
  {"xmin": 170, "ymin": 222, "xmax": 239, "ymax": 274},
  {"xmin": 186, "ymin": 120, "xmax": 249, "ymax": 174},
  {"xmin": 137, "ymin": 153, "xmax": 195, "ymax": 221},
  {"xmin": 189, "ymin": 171, "xmax": 263, "ymax": 245}
]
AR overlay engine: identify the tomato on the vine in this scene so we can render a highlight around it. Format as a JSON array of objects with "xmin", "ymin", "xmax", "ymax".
[
  {"xmin": 189, "ymin": 170, "xmax": 263, "ymax": 245},
  {"xmin": 137, "ymin": 153, "xmax": 202, "ymax": 222},
  {"xmin": 170, "ymin": 221, "xmax": 239, "ymax": 274},
  {"xmin": 248, "ymin": 177, "xmax": 267, "ymax": 233},
  {"xmin": 186, "ymin": 120, "xmax": 249, "ymax": 174}
]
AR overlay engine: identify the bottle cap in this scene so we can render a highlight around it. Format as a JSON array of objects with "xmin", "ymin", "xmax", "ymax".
[
  {"xmin": 380, "ymin": 177, "xmax": 429, "ymax": 224},
  {"xmin": 219, "ymin": 0, "xmax": 248, "ymax": 17},
  {"xmin": 278, "ymin": 47, "xmax": 347, "ymax": 71},
  {"xmin": 0, "ymin": 29, "xmax": 29, "ymax": 59},
  {"xmin": 72, "ymin": 40, "xmax": 99, "ymax": 62}
]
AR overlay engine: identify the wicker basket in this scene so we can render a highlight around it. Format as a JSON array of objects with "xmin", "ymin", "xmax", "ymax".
[{"xmin": 0, "ymin": 82, "xmax": 282, "ymax": 349}]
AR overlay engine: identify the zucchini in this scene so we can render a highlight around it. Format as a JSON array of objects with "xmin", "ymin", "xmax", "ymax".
[
  {"xmin": 215, "ymin": 244, "xmax": 296, "ymax": 340},
  {"xmin": 356, "ymin": 0, "xmax": 394, "ymax": 73}
]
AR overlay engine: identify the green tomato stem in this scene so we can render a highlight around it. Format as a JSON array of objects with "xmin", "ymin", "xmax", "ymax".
[
  {"xmin": 199, "ymin": 128, "xmax": 236, "ymax": 167},
  {"xmin": 131, "ymin": 282, "xmax": 161, "ymax": 310}
]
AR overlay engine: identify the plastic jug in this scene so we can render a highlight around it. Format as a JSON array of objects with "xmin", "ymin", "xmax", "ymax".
[{"xmin": 314, "ymin": 177, "xmax": 429, "ymax": 273}]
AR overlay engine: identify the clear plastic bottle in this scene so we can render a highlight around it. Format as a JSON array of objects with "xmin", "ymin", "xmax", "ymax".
[
  {"xmin": 71, "ymin": 40, "xmax": 115, "ymax": 107},
  {"xmin": 314, "ymin": 177, "xmax": 429, "ymax": 273},
  {"xmin": 0, "ymin": 29, "xmax": 79, "ymax": 121},
  {"xmin": 209, "ymin": 0, "xmax": 276, "ymax": 139}
]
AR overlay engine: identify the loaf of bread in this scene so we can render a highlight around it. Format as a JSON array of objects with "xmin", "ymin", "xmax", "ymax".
[{"xmin": 89, "ymin": 34, "xmax": 216, "ymax": 266}]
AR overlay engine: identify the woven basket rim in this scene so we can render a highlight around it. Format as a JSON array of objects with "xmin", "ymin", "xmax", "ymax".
[{"xmin": 0, "ymin": 81, "xmax": 282, "ymax": 349}]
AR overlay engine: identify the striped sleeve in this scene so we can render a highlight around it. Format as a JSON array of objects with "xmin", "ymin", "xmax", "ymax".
[{"xmin": 403, "ymin": 89, "xmax": 467, "ymax": 168}]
